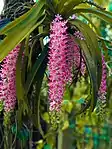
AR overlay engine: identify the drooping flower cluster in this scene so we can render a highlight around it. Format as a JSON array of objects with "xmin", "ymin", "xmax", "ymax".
[
  {"xmin": 48, "ymin": 15, "xmax": 71, "ymax": 112},
  {"xmin": 66, "ymin": 36, "xmax": 86, "ymax": 75},
  {"xmin": 48, "ymin": 14, "xmax": 86, "ymax": 112},
  {"xmin": 0, "ymin": 45, "xmax": 20, "ymax": 112},
  {"xmin": 96, "ymin": 54, "xmax": 107, "ymax": 119},
  {"xmin": 98, "ymin": 54, "xmax": 107, "ymax": 102}
]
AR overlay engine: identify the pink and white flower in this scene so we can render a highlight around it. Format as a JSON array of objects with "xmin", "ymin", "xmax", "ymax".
[{"xmin": 0, "ymin": 45, "xmax": 20, "ymax": 112}]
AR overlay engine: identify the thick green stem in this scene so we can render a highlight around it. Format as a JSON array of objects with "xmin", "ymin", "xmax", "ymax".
[{"xmin": 58, "ymin": 131, "xmax": 63, "ymax": 149}]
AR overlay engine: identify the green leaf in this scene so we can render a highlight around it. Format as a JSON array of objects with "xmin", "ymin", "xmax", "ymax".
[
  {"xmin": 46, "ymin": 0, "xmax": 55, "ymax": 15},
  {"xmin": 78, "ymin": 40, "xmax": 97, "ymax": 112},
  {"xmin": 0, "ymin": 0, "xmax": 46, "ymax": 61},
  {"xmin": 38, "ymin": 26, "xmax": 44, "ymax": 50},
  {"xmin": 56, "ymin": 0, "xmax": 67, "ymax": 12},
  {"xmin": 32, "ymin": 45, "xmax": 48, "ymax": 137},
  {"xmin": 60, "ymin": 0, "xmax": 83, "ymax": 16},
  {"xmin": 16, "ymin": 43, "xmax": 25, "ymax": 101},
  {"xmin": 25, "ymin": 45, "xmax": 48, "ymax": 94},
  {"xmin": 80, "ymin": 13, "xmax": 108, "ymax": 52},
  {"xmin": 27, "ymin": 33, "xmax": 48, "ymax": 71},
  {"xmin": 16, "ymin": 42, "xmax": 29, "ymax": 129},
  {"xmin": 71, "ymin": 8, "xmax": 112, "ymax": 23},
  {"xmin": 52, "ymin": 0, "xmax": 59, "ymax": 7},
  {"xmin": 42, "ymin": 112, "xmax": 50, "ymax": 123},
  {"xmin": 70, "ymin": 20, "xmax": 102, "ymax": 111},
  {"xmin": 37, "ymin": 91, "xmax": 44, "ymax": 138},
  {"xmin": 71, "ymin": 19, "xmax": 102, "ymax": 89},
  {"xmin": 79, "ymin": 13, "xmax": 100, "ymax": 34}
]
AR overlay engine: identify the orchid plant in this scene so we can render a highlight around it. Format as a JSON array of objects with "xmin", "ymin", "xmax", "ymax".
[{"xmin": 0, "ymin": 0, "xmax": 112, "ymax": 148}]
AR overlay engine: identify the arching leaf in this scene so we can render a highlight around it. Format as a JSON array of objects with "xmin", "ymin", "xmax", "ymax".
[
  {"xmin": 70, "ymin": 20, "xmax": 102, "ymax": 111},
  {"xmin": 32, "ymin": 46, "xmax": 48, "ymax": 137},
  {"xmin": 70, "ymin": 19, "xmax": 102, "ymax": 88},
  {"xmin": 16, "ymin": 42, "xmax": 30, "ymax": 128},
  {"xmin": 0, "ymin": 0, "xmax": 46, "ymax": 62},
  {"xmin": 56, "ymin": 0, "xmax": 67, "ymax": 13},
  {"xmin": 71, "ymin": 8, "xmax": 112, "ymax": 23},
  {"xmin": 25, "ymin": 45, "xmax": 48, "ymax": 94},
  {"xmin": 59, "ymin": 0, "xmax": 83, "ymax": 16}
]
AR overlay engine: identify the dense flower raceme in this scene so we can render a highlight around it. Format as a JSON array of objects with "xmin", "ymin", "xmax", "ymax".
[
  {"xmin": 96, "ymin": 54, "xmax": 107, "ymax": 118},
  {"xmin": 48, "ymin": 14, "xmax": 86, "ymax": 112},
  {"xmin": 0, "ymin": 45, "xmax": 20, "ymax": 112},
  {"xmin": 98, "ymin": 54, "xmax": 107, "ymax": 102}
]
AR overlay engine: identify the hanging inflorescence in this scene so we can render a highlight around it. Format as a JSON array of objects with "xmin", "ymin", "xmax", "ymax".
[
  {"xmin": 96, "ymin": 54, "xmax": 107, "ymax": 120},
  {"xmin": 0, "ymin": 45, "xmax": 20, "ymax": 114},
  {"xmin": 48, "ymin": 14, "xmax": 86, "ymax": 115},
  {"xmin": 48, "ymin": 14, "xmax": 108, "ymax": 127}
]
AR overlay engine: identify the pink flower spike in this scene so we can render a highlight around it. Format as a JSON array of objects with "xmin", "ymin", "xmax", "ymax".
[
  {"xmin": 48, "ymin": 15, "xmax": 72, "ymax": 112},
  {"xmin": 48, "ymin": 14, "xmax": 87, "ymax": 113},
  {"xmin": 98, "ymin": 54, "xmax": 107, "ymax": 100},
  {"xmin": 0, "ymin": 45, "xmax": 20, "ymax": 113}
]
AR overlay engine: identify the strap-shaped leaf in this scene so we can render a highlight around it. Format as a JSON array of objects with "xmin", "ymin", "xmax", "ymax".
[
  {"xmin": 0, "ymin": 19, "xmax": 10, "ymax": 30},
  {"xmin": 80, "ymin": 40, "xmax": 97, "ymax": 111},
  {"xmin": 31, "ymin": 46, "xmax": 48, "ymax": 135},
  {"xmin": 71, "ymin": 19, "xmax": 102, "ymax": 89},
  {"xmin": 71, "ymin": 8, "xmax": 112, "ymax": 23},
  {"xmin": 70, "ymin": 20, "xmax": 102, "ymax": 111},
  {"xmin": 52, "ymin": 0, "xmax": 59, "ymax": 8},
  {"xmin": 27, "ymin": 32, "xmax": 48, "ymax": 71},
  {"xmin": 25, "ymin": 45, "xmax": 48, "ymax": 94},
  {"xmin": 0, "ymin": 0, "xmax": 45, "ymax": 34},
  {"xmin": 60, "ymin": 0, "xmax": 83, "ymax": 16},
  {"xmin": 34, "ymin": 56, "xmax": 48, "ymax": 137},
  {"xmin": 38, "ymin": 26, "xmax": 44, "ymax": 50},
  {"xmin": 16, "ymin": 42, "xmax": 30, "ymax": 128},
  {"xmin": 46, "ymin": 0, "xmax": 55, "ymax": 15},
  {"xmin": 80, "ymin": 13, "xmax": 108, "ymax": 54},
  {"xmin": 16, "ymin": 43, "xmax": 25, "ymax": 102},
  {"xmin": 56, "ymin": 0, "xmax": 67, "ymax": 12},
  {"xmin": 0, "ymin": 0, "xmax": 46, "ymax": 62}
]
